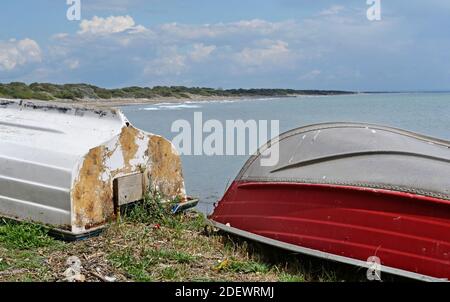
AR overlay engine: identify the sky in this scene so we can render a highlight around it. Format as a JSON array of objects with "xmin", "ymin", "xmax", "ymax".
[{"xmin": 0, "ymin": 0, "xmax": 449, "ymax": 91}]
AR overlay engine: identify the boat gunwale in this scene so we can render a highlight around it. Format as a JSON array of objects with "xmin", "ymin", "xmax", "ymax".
[
  {"xmin": 234, "ymin": 181, "xmax": 450, "ymax": 206},
  {"xmin": 237, "ymin": 177, "xmax": 450, "ymax": 202}
]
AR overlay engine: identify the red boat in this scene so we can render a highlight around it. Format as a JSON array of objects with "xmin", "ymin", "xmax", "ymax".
[{"xmin": 209, "ymin": 123, "xmax": 450, "ymax": 281}]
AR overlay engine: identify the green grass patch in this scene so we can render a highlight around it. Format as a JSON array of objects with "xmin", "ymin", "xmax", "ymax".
[
  {"xmin": 122, "ymin": 191, "xmax": 178, "ymax": 225},
  {"xmin": 0, "ymin": 248, "xmax": 53, "ymax": 281},
  {"xmin": 182, "ymin": 213, "xmax": 207, "ymax": 232},
  {"xmin": 161, "ymin": 267, "xmax": 178, "ymax": 280},
  {"xmin": 0, "ymin": 220, "xmax": 59, "ymax": 281},
  {"xmin": 121, "ymin": 190, "xmax": 205, "ymax": 232},
  {"xmin": 146, "ymin": 249, "xmax": 196, "ymax": 264},
  {"xmin": 0, "ymin": 220, "xmax": 58, "ymax": 250},
  {"xmin": 0, "ymin": 189, "xmax": 373, "ymax": 282},
  {"xmin": 0, "ymin": 257, "xmax": 9, "ymax": 271},
  {"xmin": 278, "ymin": 273, "xmax": 305, "ymax": 282},
  {"xmin": 224, "ymin": 259, "xmax": 270, "ymax": 274},
  {"xmin": 109, "ymin": 248, "xmax": 154, "ymax": 282},
  {"xmin": 109, "ymin": 246, "xmax": 197, "ymax": 282}
]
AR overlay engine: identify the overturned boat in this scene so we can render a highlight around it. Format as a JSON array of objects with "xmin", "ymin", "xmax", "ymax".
[
  {"xmin": 0, "ymin": 99, "xmax": 186, "ymax": 238},
  {"xmin": 209, "ymin": 122, "xmax": 450, "ymax": 281}
]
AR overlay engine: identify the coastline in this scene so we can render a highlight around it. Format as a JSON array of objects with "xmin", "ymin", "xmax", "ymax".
[
  {"xmin": 60, "ymin": 94, "xmax": 298, "ymax": 108},
  {"xmin": 54, "ymin": 92, "xmax": 362, "ymax": 108},
  {"xmin": 1, "ymin": 91, "xmax": 359, "ymax": 109}
]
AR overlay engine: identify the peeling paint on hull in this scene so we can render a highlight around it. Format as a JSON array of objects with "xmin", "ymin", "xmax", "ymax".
[
  {"xmin": 0, "ymin": 99, "xmax": 186, "ymax": 235},
  {"xmin": 148, "ymin": 136, "xmax": 185, "ymax": 198}
]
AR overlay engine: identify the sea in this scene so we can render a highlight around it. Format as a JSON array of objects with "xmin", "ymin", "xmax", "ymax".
[{"xmin": 121, "ymin": 92, "xmax": 450, "ymax": 214}]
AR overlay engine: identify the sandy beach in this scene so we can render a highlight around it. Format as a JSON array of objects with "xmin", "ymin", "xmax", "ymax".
[
  {"xmin": 58, "ymin": 94, "xmax": 299, "ymax": 108},
  {"xmin": 62, "ymin": 95, "xmax": 253, "ymax": 108}
]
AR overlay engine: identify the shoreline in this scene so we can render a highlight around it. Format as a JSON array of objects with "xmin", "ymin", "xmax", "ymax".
[
  {"xmin": 61, "ymin": 94, "xmax": 298, "ymax": 108},
  {"xmin": 1, "ymin": 91, "xmax": 360, "ymax": 109},
  {"xmin": 56, "ymin": 93, "xmax": 359, "ymax": 108}
]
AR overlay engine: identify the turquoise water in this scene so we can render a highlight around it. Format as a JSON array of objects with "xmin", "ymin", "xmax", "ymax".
[{"xmin": 121, "ymin": 93, "xmax": 450, "ymax": 213}]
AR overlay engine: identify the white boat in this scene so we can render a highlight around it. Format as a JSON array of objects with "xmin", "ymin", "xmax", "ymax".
[{"xmin": 0, "ymin": 99, "xmax": 186, "ymax": 238}]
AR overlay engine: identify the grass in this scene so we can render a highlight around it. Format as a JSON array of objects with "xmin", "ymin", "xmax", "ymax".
[
  {"xmin": 0, "ymin": 219, "xmax": 63, "ymax": 281},
  {"xmin": 0, "ymin": 219, "xmax": 58, "ymax": 250},
  {"xmin": 0, "ymin": 256, "xmax": 9, "ymax": 271},
  {"xmin": 227, "ymin": 260, "xmax": 270, "ymax": 274},
  {"xmin": 0, "ymin": 191, "xmax": 401, "ymax": 282},
  {"xmin": 146, "ymin": 249, "xmax": 197, "ymax": 264},
  {"xmin": 121, "ymin": 190, "xmax": 181, "ymax": 227},
  {"xmin": 109, "ymin": 248, "xmax": 154, "ymax": 282},
  {"xmin": 278, "ymin": 273, "xmax": 306, "ymax": 282},
  {"xmin": 108, "ymin": 247, "xmax": 197, "ymax": 281}
]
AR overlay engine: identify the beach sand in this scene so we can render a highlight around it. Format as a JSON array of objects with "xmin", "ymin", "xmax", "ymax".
[{"xmin": 61, "ymin": 95, "xmax": 275, "ymax": 108}]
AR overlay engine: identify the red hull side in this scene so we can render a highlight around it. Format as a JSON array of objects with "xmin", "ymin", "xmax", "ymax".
[{"xmin": 210, "ymin": 181, "xmax": 450, "ymax": 280}]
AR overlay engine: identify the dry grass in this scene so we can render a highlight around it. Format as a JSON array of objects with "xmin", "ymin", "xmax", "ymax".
[{"xmin": 0, "ymin": 193, "xmax": 390, "ymax": 282}]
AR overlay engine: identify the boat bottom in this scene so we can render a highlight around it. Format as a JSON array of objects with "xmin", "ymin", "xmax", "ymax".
[
  {"xmin": 48, "ymin": 226, "xmax": 105, "ymax": 242},
  {"xmin": 209, "ymin": 181, "xmax": 450, "ymax": 281},
  {"xmin": 1, "ymin": 196, "xmax": 200, "ymax": 242},
  {"xmin": 209, "ymin": 220, "xmax": 446, "ymax": 282}
]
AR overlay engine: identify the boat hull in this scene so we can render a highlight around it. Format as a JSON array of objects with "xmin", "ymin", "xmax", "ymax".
[
  {"xmin": 210, "ymin": 181, "xmax": 450, "ymax": 281},
  {"xmin": 0, "ymin": 99, "xmax": 186, "ymax": 236}
]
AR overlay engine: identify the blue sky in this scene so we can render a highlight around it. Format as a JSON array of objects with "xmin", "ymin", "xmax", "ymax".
[{"xmin": 0, "ymin": 0, "xmax": 449, "ymax": 91}]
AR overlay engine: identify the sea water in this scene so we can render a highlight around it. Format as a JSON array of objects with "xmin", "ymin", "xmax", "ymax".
[{"xmin": 121, "ymin": 93, "xmax": 450, "ymax": 214}]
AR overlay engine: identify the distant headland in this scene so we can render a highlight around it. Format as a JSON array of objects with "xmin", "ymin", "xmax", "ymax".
[{"xmin": 0, "ymin": 82, "xmax": 356, "ymax": 107}]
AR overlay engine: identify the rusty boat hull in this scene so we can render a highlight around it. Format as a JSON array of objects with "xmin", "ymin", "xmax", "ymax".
[
  {"xmin": 0, "ymin": 99, "xmax": 186, "ymax": 237},
  {"xmin": 209, "ymin": 123, "xmax": 450, "ymax": 281}
]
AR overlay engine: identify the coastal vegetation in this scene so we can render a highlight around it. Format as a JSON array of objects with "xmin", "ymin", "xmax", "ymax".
[
  {"xmin": 0, "ymin": 82, "xmax": 354, "ymax": 101},
  {"xmin": 0, "ymin": 191, "xmax": 381, "ymax": 282}
]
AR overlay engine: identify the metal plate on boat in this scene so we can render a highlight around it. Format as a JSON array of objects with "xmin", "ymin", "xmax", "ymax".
[{"xmin": 113, "ymin": 173, "xmax": 145, "ymax": 206}]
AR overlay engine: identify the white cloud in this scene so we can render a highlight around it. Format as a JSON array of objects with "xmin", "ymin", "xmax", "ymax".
[
  {"xmin": 0, "ymin": 38, "xmax": 42, "ymax": 71},
  {"xmin": 52, "ymin": 33, "xmax": 69, "ymax": 40},
  {"xmin": 7, "ymin": 9, "xmax": 412, "ymax": 89},
  {"xmin": 83, "ymin": 0, "xmax": 144, "ymax": 12},
  {"xmin": 143, "ymin": 44, "xmax": 216, "ymax": 77},
  {"xmin": 298, "ymin": 69, "xmax": 322, "ymax": 80},
  {"xmin": 234, "ymin": 40, "xmax": 292, "ymax": 69},
  {"xmin": 78, "ymin": 15, "xmax": 146, "ymax": 35},
  {"xmin": 319, "ymin": 5, "xmax": 345, "ymax": 16},
  {"xmin": 144, "ymin": 49, "xmax": 187, "ymax": 76},
  {"xmin": 189, "ymin": 44, "xmax": 216, "ymax": 62},
  {"xmin": 158, "ymin": 19, "xmax": 296, "ymax": 40},
  {"xmin": 66, "ymin": 59, "xmax": 80, "ymax": 70}
]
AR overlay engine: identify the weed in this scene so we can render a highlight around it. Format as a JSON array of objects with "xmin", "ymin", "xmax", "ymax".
[
  {"xmin": 0, "ymin": 257, "xmax": 9, "ymax": 271},
  {"xmin": 278, "ymin": 273, "xmax": 305, "ymax": 282},
  {"xmin": 161, "ymin": 267, "xmax": 178, "ymax": 280},
  {"xmin": 122, "ymin": 190, "xmax": 178, "ymax": 226},
  {"xmin": 109, "ymin": 248, "xmax": 154, "ymax": 282},
  {"xmin": 0, "ymin": 190, "xmax": 385, "ymax": 282},
  {"xmin": 146, "ymin": 249, "xmax": 196, "ymax": 264},
  {"xmin": 0, "ymin": 220, "xmax": 57, "ymax": 250},
  {"xmin": 219, "ymin": 259, "xmax": 270, "ymax": 274}
]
